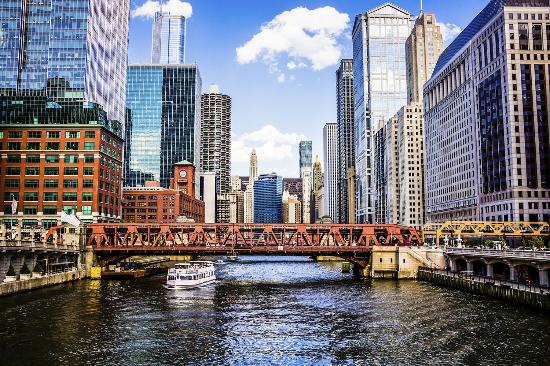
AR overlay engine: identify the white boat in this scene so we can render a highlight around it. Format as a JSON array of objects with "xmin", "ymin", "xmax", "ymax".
[{"xmin": 166, "ymin": 261, "xmax": 216, "ymax": 289}]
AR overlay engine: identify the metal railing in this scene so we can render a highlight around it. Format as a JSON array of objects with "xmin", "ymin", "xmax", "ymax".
[{"xmin": 445, "ymin": 247, "xmax": 550, "ymax": 260}]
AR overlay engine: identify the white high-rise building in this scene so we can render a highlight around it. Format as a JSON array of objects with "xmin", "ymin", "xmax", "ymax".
[
  {"xmin": 299, "ymin": 141, "xmax": 313, "ymax": 223},
  {"xmin": 250, "ymin": 149, "xmax": 258, "ymax": 182},
  {"xmin": 352, "ymin": 3, "xmax": 413, "ymax": 223},
  {"xmin": 244, "ymin": 149, "xmax": 259, "ymax": 223},
  {"xmin": 323, "ymin": 123, "xmax": 338, "ymax": 222},
  {"xmin": 152, "ymin": 11, "xmax": 186, "ymax": 64}
]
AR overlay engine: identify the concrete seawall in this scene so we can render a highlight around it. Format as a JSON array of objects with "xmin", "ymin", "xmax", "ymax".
[
  {"xmin": 0, "ymin": 270, "xmax": 86, "ymax": 297},
  {"xmin": 418, "ymin": 270, "xmax": 550, "ymax": 312}
]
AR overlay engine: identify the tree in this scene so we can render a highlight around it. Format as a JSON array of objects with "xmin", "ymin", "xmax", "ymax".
[
  {"xmin": 6, "ymin": 264, "xmax": 16, "ymax": 276},
  {"xmin": 525, "ymin": 236, "xmax": 544, "ymax": 249},
  {"xmin": 20, "ymin": 263, "xmax": 31, "ymax": 274}
]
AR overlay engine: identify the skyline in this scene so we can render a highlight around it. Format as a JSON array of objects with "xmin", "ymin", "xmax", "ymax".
[{"xmin": 128, "ymin": 0, "xmax": 486, "ymax": 177}]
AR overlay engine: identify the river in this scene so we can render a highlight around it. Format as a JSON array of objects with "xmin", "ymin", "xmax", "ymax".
[{"xmin": 0, "ymin": 256, "xmax": 549, "ymax": 365}]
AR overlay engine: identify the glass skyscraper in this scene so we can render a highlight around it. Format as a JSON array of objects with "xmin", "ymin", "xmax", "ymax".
[
  {"xmin": 254, "ymin": 173, "xmax": 283, "ymax": 223},
  {"xmin": 0, "ymin": 0, "xmax": 130, "ymax": 124},
  {"xmin": 152, "ymin": 12, "xmax": 186, "ymax": 64},
  {"xmin": 299, "ymin": 141, "xmax": 313, "ymax": 170},
  {"xmin": 352, "ymin": 4, "xmax": 412, "ymax": 223},
  {"xmin": 125, "ymin": 65, "xmax": 201, "ymax": 188}
]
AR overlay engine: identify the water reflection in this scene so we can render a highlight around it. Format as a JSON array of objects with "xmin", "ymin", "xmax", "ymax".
[{"xmin": 0, "ymin": 256, "xmax": 549, "ymax": 365}]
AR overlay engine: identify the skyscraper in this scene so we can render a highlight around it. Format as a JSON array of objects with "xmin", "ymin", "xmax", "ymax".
[
  {"xmin": 323, "ymin": 123, "xmax": 338, "ymax": 222},
  {"xmin": 0, "ymin": 0, "xmax": 130, "ymax": 124},
  {"xmin": 152, "ymin": 11, "xmax": 186, "ymax": 64},
  {"xmin": 299, "ymin": 141, "xmax": 313, "ymax": 223},
  {"xmin": 336, "ymin": 59, "xmax": 355, "ymax": 224},
  {"xmin": 313, "ymin": 155, "xmax": 323, "ymax": 191},
  {"xmin": 352, "ymin": 3, "xmax": 412, "ymax": 223},
  {"xmin": 424, "ymin": 0, "xmax": 550, "ymax": 223},
  {"xmin": 254, "ymin": 173, "xmax": 283, "ymax": 223},
  {"xmin": 406, "ymin": 13, "xmax": 443, "ymax": 103},
  {"xmin": 249, "ymin": 149, "xmax": 259, "ymax": 182},
  {"xmin": 125, "ymin": 65, "xmax": 202, "ymax": 188},
  {"xmin": 200, "ymin": 84, "xmax": 231, "ymax": 223},
  {"xmin": 244, "ymin": 149, "xmax": 259, "ymax": 223}
]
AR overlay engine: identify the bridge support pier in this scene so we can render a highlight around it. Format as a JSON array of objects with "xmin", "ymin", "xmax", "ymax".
[
  {"xmin": 449, "ymin": 259, "xmax": 456, "ymax": 272},
  {"xmin": 539, "ymin": 270, "xmax": 548, "ymax": 287},
  {"xmin": 510, "ymin": 266, "xmax": 517, "ymax": 282},
  {"xmin": 486, "ymin": 263, "xmax": 494, "ymax": 278},
  {"xmin": 466, "ymin": 261, "xmax": 474, "ymax": 273}
]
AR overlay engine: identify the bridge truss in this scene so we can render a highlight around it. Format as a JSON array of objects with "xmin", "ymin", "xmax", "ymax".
[{"xmin": 87, "ymin": 223, "xmax": 421, "ymax": 255}]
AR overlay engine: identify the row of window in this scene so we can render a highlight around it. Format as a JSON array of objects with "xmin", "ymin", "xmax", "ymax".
[
  {"xmin": 3, "ymin": 205, "xmax": 93, "ymax": 216},
  {"xmin": 5, "ymin": 179, "xmax": 93, "ymax": 188},
  {"xmin": 5, "ymin": 154, "xmax": 95, "ymax": 163},
  {"xmin": 3, "ymin": 142, "xmax": 96, "ymax": 150},
  {"xmin": 4, "ymin": 167, "xmax": 94, "ymax": 175},
  {"xmin": 4, "ymin": 192, "xmax": 93, "ymax": 202},
  {"xmin": 1, "ymin": 131, "xmax": 95, "ymax": 139}
]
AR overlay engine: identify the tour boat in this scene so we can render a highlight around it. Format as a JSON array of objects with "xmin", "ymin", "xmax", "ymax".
[{"xmin": 166, "ymin": 261, "xmax": 216, "ymax": 289}]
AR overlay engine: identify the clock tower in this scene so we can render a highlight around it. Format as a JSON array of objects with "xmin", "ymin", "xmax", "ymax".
[{"xmin": 173, "ymin": 160, "xmax": 195, "ymax": 197}]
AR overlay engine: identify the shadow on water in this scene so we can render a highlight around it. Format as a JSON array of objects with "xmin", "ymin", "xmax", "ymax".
[{"xmin": 0, "ymin": 256, "xmax": 549, "ymax": 365}]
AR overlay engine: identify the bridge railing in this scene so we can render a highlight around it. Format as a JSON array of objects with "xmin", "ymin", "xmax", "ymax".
[{"xmin": 445, "ymin": 247, "xmax": 550, "ymax": 260}]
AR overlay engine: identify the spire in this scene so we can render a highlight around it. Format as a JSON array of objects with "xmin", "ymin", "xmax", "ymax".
[{"xmin": 420, "ymin": 0, "xmax": 423, "ymax": 14}]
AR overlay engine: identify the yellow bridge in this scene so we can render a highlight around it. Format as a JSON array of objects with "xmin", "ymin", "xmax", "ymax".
[{"xmin": 422, "ymin": 221, "xmax": 550, "ymax": 245}]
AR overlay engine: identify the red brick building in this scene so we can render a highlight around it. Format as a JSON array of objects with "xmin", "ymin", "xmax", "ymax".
[
  {"xmin": 122, "ymin": 161, "xmax": 205, "ymax": 223},
  {"xmin": 0, "ymin": 97, "xmax": 124, "ymax": 228}
]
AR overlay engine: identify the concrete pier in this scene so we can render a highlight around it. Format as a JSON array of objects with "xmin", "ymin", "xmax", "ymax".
[{"xmin": 0, "ymin": 270, "xmax": 86, "ymax": 297}]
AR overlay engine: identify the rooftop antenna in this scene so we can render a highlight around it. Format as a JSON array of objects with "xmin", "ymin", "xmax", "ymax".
[{"xmin": 420, "ymin": 0, "xmax": 423, "ymax": 14}]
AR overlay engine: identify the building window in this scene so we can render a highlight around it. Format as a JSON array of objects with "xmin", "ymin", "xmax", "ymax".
[
  {"xmin": 85, "ymin": 131, "xmax": 96, "ymax": 138},
  {"xmin": 45, "ymin": 155, "xmax": 59, "ymax": 163},
  {"xmin": 24, "ymin": 192, "xmax": 38, "ymax": 201},
  {"xmin": 44, "ymin": 180, "xmax": 58, "ymax": 188},
  {"xmin": 27, "ymin": 131, "xmax": 42, "ymax": 138},
  {"xmin": 63, "ymin": 206, "xmax": 76, "ymax": 214},
  {"xmin": 26, "ymin": 142, "xmax": 41, "ymax": 150},
  {"xmin": 83, "ymin": 180, "xmax": 94, "ymax": 188},
  {"xmin": 5, "ymin": 180, "xmax": 19, "ymax": 188},
  {"xmin": 26, "ymin": 155, "xmax": 40, "ymax": 163},
  {"xmin": 84, "ymin": 142, "xmax": 95, "ymax": 150},
  {"xmin": 84, "ymin": 154, "xmax": 94, "ymax": 163},
  {"xmin": 46, "ymin": 131, "xmax": 60, "ymax": 138},
  {"xmin": 83, "ymin": 167, "xmax": 94, "ymax": 175},
  {"xmin": 82, "ymin": 206, "xmax": 92, "ymax": 215},
  {"xmin": 63, "ymin": 180, "xmax": 78, "ymax": 188},
  {"xmin": 64, "ymin": 167, "xmax": 79, "ymax": 176},
  {"xmin": 8, "ymin": 131, "xmax": 22, "ymax": 138},
  {"xmin": 44, "ymin": 192, "xmax": 58, "ymax": 202},
  {"xmin": 25, "ymin": 167, "xmax": 40, "ymax": 175},
  {"xmin": 62, "ymin": 192, "xmax": 78, "ymax": 201},
  {"xmin": 24, "ymin": 180, "xmax": 39, "ymax": 188},
  {"xmin": 65, "ymin": 131, "xmax": 80, "ymax": 139},
  {"xmin": 44, "ymin": 167, "xmax": 59, "ymax": 175},
  {"xmin": 23, "ymin": 206, "xmax": 37, "ymax": 215},
  {"xmin": 64, "ymin": 155, "xmax": 79, "ymax": 163},
  {"xmin": 82, "ymin": 193, "xmax": 93, "ymax": 202},
  {"xmin": 7, "ymin": 142, "xmax": 21, "ymax": 150},
  {"xmin": 65, "ymin": 142, "xmax": 79, "ymax": 150},
  {"xmin": 46, "ymin": 142, "xmax": 60, "ymax": 150},
  {"xmin": 6, "ymin": 155, "xmax": 21, "ymax": 163},
  {"xmin": 43, "ymin": 206, "xmax": 58, "ymax": 215},
  {"xmin": 4, "ymin": 192, "xmax": 19, "ymax": 201}
]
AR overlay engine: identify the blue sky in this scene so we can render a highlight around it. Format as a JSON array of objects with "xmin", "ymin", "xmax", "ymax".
[{"xmin": 129, "ymin": 0, "xmax": 487, "ymax": 177}]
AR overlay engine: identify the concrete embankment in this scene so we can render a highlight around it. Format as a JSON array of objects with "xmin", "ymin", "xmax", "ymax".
[
  {"xmin": 418, "ymin": 270, "xmax": 550, "ymax": 312},
  {"xmin": 0, "ymin": 270, "xmax": 86, "ymax": 297}
]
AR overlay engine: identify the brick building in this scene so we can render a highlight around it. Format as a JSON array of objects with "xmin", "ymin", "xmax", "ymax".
[
  {"xmin": 122, "ymin": 161, "xmax": 205, "ymax": 223},
  {"xmin": 0, "ymin": 96, "xmax": 124, "ymax": 228}
]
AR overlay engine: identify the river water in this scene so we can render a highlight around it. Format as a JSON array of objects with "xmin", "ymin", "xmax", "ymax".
[{"xmin": 1, "ymin": 257, "xmax": 549, "ymax": 366}]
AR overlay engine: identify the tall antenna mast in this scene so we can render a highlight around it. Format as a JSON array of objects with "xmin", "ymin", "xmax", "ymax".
[{"xmin": 420, "ymin": 0, "xmax": 423, "ymax": 14}]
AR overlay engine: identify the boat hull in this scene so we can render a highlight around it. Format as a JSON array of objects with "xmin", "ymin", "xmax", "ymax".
[{"xmin": 165, "ymin": 277, "xmax": 216, "ymax": 289}]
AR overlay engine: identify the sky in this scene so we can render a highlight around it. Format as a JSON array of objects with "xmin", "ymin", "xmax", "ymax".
[{"xmin": 128, "ymin": 0, "xmax": 487, "ymax": 178}]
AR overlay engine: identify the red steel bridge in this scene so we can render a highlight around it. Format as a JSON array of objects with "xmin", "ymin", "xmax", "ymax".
[{"xmin": 87, "ymin": 223, "xmax": 421, "ymax": 267}]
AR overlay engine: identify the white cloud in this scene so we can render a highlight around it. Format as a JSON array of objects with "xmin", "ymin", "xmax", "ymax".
[
  {"xmin": 277, "ymin": 73, "xmax": 286, "ymax": 83},
  {"xmin": 232, "ymin": 125, "xmax": 307, "ymax": 176},
  {"xmin": 132, "ymin": 0, "xmax": 192, "ymax": 19},
  {"xmin": 438, "ymin": 22, "xmax": 462, "ymax": 47},
  {"xmin": 236, "ymin": 6, "xmax": 350, "ymax": 74}
]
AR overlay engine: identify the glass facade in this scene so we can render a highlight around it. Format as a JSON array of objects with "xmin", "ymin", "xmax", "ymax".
[
  {"xmin": 299, "ymin": 141, "xmax": 312, "ymax": 170},
  {"xmin": 0, "ymin": 0, "xmax": 129, "ymax": 124},
  {"xmin": 352, "ymin": 4, "xmax": 412, "ymax": 223},
  {"xmin": 152, "ymin": 12, "xmax": 186, "ymax": 64},
  {"xmin": 254, "ymin": 174, "xmax": 283, "ymax": 223},
  {"xmin": 125, "ymin": 65, "xmax": 201, "ymax": 188}
]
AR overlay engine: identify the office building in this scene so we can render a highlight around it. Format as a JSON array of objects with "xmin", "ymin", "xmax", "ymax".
[
  {"xmin": 122, "ymin": 162, "xmax": 204, "ymax": 224},
  {"xmin": 125, "ymin": 65, "xmax": 201, "ymax": 188},
  {"xmin": 282, "ymin": 191, "xmax": 302, "ymax": 224},
  {"xmin": 336, "ymin": 59, "xmax": 355, "ymax": 224},
  {"xmin": 198, "ymin": 172, "xmax": 217, "ymax": 223},
  {"xmin": 250, "ymin": 149, "xmax": 259, "ymax": 182},
  {"xmin": 352, "ymin": 3, "xmax": 412, "ymax": 223},
  {"xmin": 283, "ymin": 178, "xmax": 303, "ymax": 201},
  {"xmin": 244, "ymin": 183, "xmax": 254, "ymax": 223},
  {"xmin": 313, "ymin": 155, "xmax": 323, "ymax": 191},
  {"xmin": 152, "ymin": 11, "xmax": 187, "ymax": 64},
  {"xmin": 299, "ymin": 141, "xmax": 313, "ymax": 223},
  {"xmin": 0, "ymin": 0, "xmax": 130, "ymax": 125},
  {"xmin": 406, "ymin": 13, "xmax": 444, "ymax": 103},
  {"xmin": 200, "ymin": 84, "xmax": 231, "ymax": 223},
  {"xmin": 254, "ymin": 173, "xmax": 283, "ymax": 223},
  {"xmin": 323, "ymin": 123, "xmax": 338, "ymax": 222},
  {"xmin": 424, "ymin": 0, "xmax": 550, "ymax": 223},
  {"xmin": 0, "ymin": 96, "xmax": 123, "ymax": 227}
]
